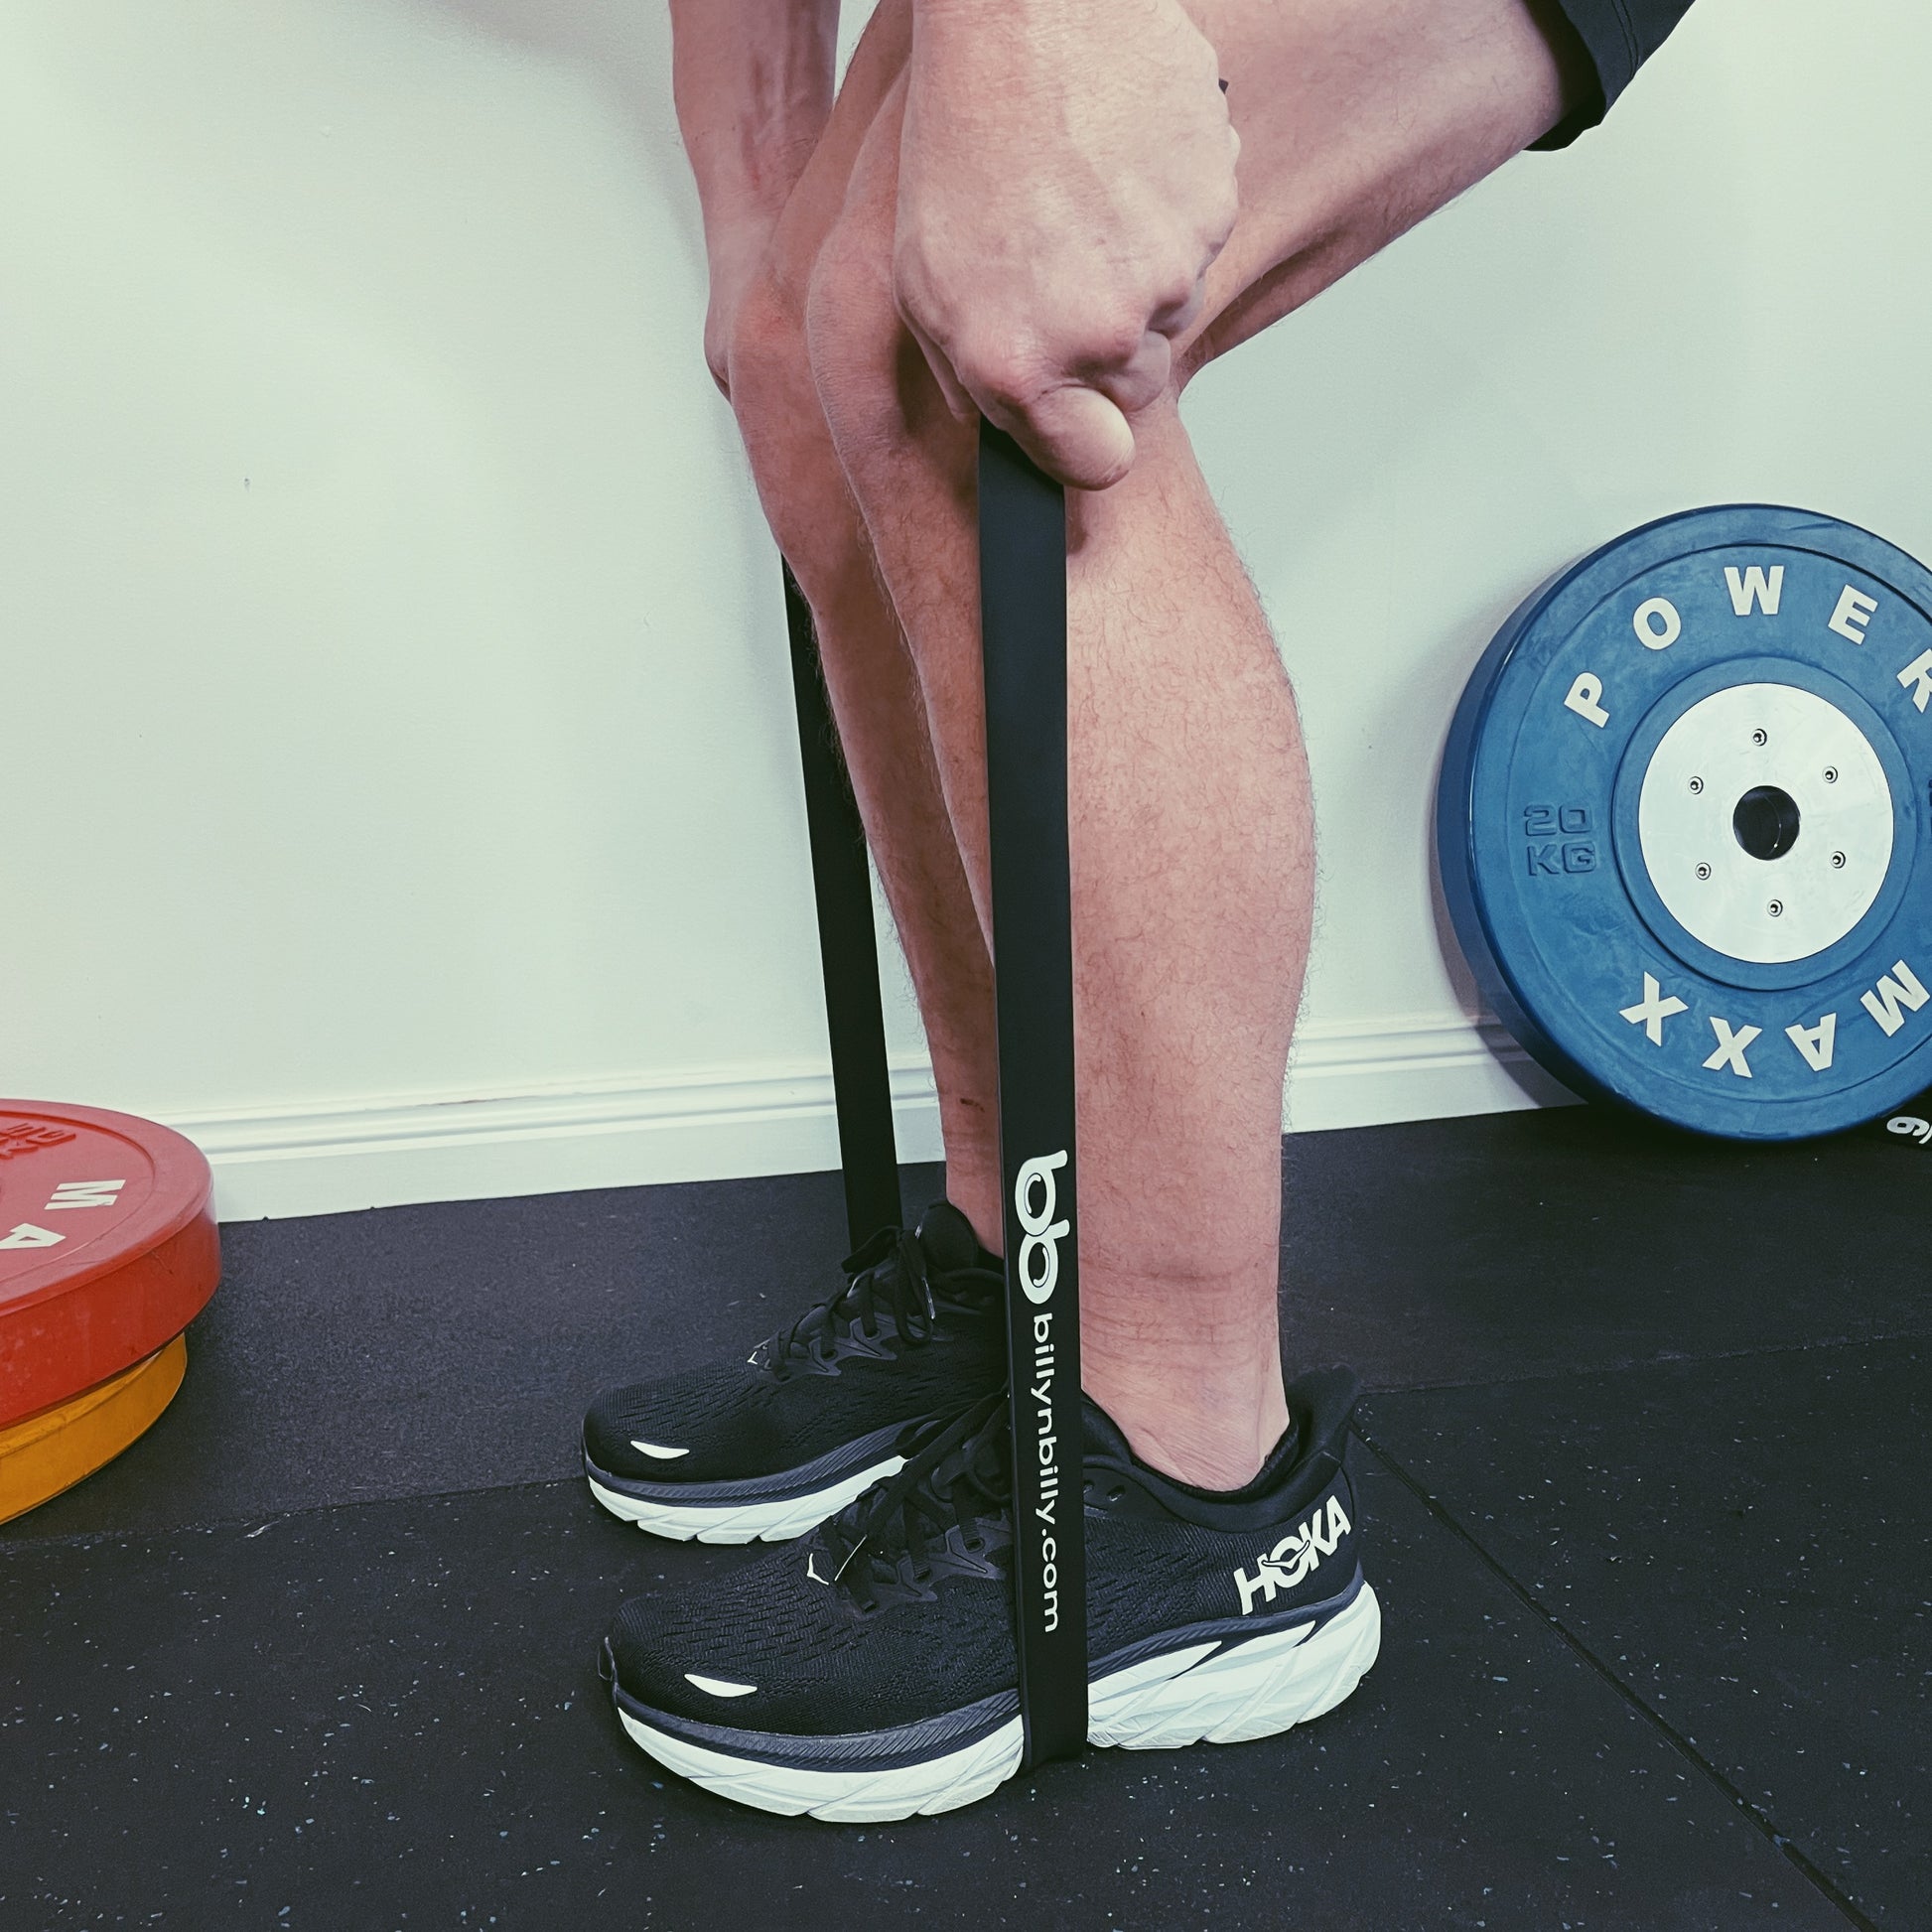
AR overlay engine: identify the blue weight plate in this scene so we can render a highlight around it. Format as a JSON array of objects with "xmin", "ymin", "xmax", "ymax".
[{"xmin": 1439, "ymin": 505, "xmax": 1932, "ymax": 1141}]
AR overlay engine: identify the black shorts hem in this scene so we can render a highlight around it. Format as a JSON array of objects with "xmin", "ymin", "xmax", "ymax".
[{"xmin": 1531, "ymin": 0, "xmax": 1695, "ymax": 149}]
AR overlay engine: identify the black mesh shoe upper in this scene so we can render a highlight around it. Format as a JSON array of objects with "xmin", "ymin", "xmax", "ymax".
[
  {"xmin": 606, "ymin": 1369, "xmax": 1365, "ymax": 1737},
  {"xmin": 582, "ymin": 1203, "xmax": 1006, "ymax": 1487}
]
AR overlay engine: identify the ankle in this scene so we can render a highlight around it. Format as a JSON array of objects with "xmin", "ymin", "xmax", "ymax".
[
  {"xmin": 938, "ymin": 1166, "xmax": 1002, "ymax": 1256},
  {"xmin": 1083, "ymin": 1355, "xmax": 1291, "ymax": 1491}
]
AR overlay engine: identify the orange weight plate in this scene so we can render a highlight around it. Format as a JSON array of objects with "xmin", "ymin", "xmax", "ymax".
[
  {"xmin": 0, "ymin": 1333, "xmax": 188, "ymax": 1525},
  {"xmin": 0, "ymin": 1101, "xmax": 217, "ymax": 1429}
]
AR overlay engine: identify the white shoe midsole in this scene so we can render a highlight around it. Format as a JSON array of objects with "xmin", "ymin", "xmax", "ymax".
[
  {"xmin": 617, "ymin": 1582, "xmax": 1382, "ymax": 1822},
  {"xmin": 587, "ymin": 1454, "xmax": 905, "ymax": 1545}
]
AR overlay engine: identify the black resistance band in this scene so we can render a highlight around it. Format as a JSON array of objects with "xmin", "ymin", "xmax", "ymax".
[
  {"xmin": 978, "ymin": 422, "xmax": 1087, "ymax": 1768},
  {"xmin": 781, "ymin": 562, "xmax": 903, "ymax": 1250},
  {"xmin": 782, "ymin": 423, "xmax": 1087, "ymax": 1769}
]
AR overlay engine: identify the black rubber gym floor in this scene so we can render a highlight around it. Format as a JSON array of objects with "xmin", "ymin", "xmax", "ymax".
[{"xmin": 3, "ymin": 1107, "xmax": 1925, "ymax": 1929}]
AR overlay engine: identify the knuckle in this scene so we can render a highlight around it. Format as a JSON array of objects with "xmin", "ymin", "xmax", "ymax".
[
  {"xmin": 1151, "ymin": 286, "xmax": 1201, "ymax": 342},
  {"xmin": 1216, "ymin": 167, "xmax": 1241, "ymax": 227},
  {"xmin": 1080, "ymin": 310, "xmax": 1147, "ymax": 371},
  {"xmin": 1191, "ymin": 167, "xmax": 1239, "ymax": 252},
  {"xmin": 1152, "ymin": 267, "xmax": 1197, "ymax": 320},
  {"xmin": 1111, "ymin": 303, "xmax": 1156, "ymax": 356},
  {"xmin": 980, "ymin": 364, "xmax": 1037, "ymax": 415},
  {"xmin": 956, "ymin": 335, "xmax": 1038, "ymax": 410},
  {"xmin": 1150, "ymin": 254, "xmax": 1205, "ymax": 325}
]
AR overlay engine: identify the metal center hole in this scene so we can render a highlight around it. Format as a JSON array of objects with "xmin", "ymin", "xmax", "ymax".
[{"xmin": 1732, "ymin": 784, "xmax": 1802, "ymax": 862}]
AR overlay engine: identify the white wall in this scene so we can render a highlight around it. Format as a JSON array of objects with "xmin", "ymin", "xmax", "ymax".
[{"xmin": 0, "ymin": 0, "xmax": 1923, "ymax": 1217}]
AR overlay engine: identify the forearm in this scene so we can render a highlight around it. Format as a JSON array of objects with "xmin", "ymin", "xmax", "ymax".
[{"xmin": 670, "ymin": 0, "xmax": 840, "ymax": 232}]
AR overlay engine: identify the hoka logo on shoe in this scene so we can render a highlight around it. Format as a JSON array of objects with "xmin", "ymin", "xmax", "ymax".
[{"xmin": 1232, "ymin": 1495, "xmax": 1352, "ymax": 1615}]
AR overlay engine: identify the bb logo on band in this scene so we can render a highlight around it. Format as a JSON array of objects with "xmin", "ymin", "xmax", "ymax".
[{"xmin": 1016, "ymin": 1150, "xmax": 1069, "ymax": 1306}]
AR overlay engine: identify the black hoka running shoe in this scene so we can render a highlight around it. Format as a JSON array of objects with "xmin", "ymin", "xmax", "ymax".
[
  {"xmin": 600, "ymin": 1369, "xmax": 1380, "ymax": 1820},
  {"xmin": 581, "ymin": 1203, "xmax": 1005, "ymax": 1544}
]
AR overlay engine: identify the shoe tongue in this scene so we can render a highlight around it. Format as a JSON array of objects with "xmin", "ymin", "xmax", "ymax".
[{"xmin": 913, "ymin": 1200, "xmax": 991, "ymax": 1274}]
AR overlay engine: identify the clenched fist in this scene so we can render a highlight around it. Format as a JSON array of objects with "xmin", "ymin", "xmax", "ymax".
[{"xmin": 895, "ymin": 0, "xmax": 1239, "ymax": 488}]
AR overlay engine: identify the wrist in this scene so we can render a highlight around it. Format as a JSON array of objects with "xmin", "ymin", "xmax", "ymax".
[
  {"xmin": 682, "ymin": 66, "xmax": 830, "ymax": 211},
  {"xmin": 687, "ymin": 125, "xmax": 821, "ymax": 231},
  {"xmin": 671, "ymin": 0, "xmax": 837, "ymax": 218}
]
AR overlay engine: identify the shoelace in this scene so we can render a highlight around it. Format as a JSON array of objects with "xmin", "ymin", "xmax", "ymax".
[
  {"xmin": 760, "ymin": 1226, "xmax": 969, "ymax": 1380},
  {"xmin": 820, "ymin": 1392, "xmax": 1011, "ymax": 1611}
]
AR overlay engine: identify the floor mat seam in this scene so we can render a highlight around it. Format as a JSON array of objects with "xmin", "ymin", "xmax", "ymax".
[{"xmin": 1350, "ymin": 1420, "xmax": 1882, "ymax": 1932}]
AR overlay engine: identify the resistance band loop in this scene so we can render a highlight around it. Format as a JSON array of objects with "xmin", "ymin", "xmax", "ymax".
[
  {"xmin": 781, "ymin": 562, "xmax": 903, "ymax": 1250},
  {"xmin": 978, "ymin": 422, "xmax": 1087, "ymax": 1768}
]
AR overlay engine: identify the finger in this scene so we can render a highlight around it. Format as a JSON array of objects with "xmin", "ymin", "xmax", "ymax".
[
  {"xmin": 1091, "ymin": 331, "xmax": 1173, "ymax": 421},
  {"xmin": 994, "ymin": 382, "xmax": 1138, "ymax": 491},
  {"xmin": 901, "ymin": 309, "xmax": 979, "ymax": 424},
  {"xmin": 1147, "ymin": 272, "xmax": 1207, "ymax": 343}
]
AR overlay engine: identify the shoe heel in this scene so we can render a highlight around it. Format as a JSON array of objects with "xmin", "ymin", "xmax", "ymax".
[{"xmin": 1088, "ymin": 1583, "xmax": 1381, "ymax": 1751}]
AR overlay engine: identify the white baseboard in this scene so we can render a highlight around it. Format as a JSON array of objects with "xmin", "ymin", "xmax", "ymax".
[
  {"xmin": 186, "ymin": 1062, "xmax": 946, "ymax": 1222},
  {"xmin": 183, "ymin": 1012, "xmax": 1573, "ymax": 1221},
  {"xmin": 1284, "ymin": 1012, "xmax": 1577, "ymax": 1133}
]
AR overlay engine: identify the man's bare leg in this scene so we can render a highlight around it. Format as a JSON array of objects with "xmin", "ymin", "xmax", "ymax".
[
  {"xmin": 806, "ymin": 0, "xmax": 1580, "ymax": 1487},
  {"xmin": 670, "ymin": 2, "xmax": 1005, "ymax": 1241},
  {"xmin": 594, "ymin": 0, "xmax": 1597, "ymax": 1817}
]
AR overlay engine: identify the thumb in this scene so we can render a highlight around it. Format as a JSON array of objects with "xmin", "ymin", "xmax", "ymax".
[{"xmin": 994, "ymin": 384, "xmax": 1138, "ymax": 491}]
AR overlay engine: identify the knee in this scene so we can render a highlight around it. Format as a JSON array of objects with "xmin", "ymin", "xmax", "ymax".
[
  {"xmin": 804, "ymin": 207, "xmax": 966, "ymax": 508},
  {"xmin": 721, "ymin": 268, "xmax": 818, "ymax": 462},
  {"xmin": 715, "ymin": 265, "xmax": 875, "ymax": 590}
]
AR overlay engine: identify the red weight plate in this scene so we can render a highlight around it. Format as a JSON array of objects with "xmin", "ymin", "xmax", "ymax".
[{"xmin": 0, "ymin": 1101, "xmax": 218, "ymax": 1429}]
